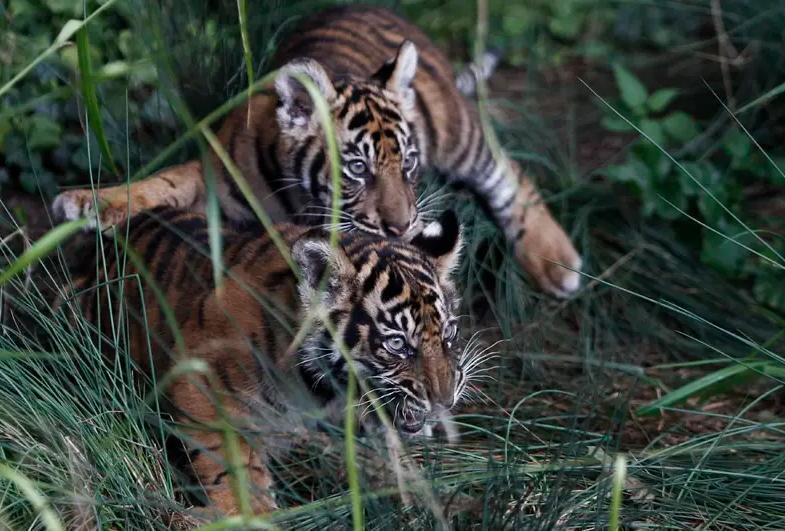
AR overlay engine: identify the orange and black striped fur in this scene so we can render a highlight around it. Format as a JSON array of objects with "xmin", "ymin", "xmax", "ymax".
[
  {"xmin": 62, "ymin": 207, "xmax": 467, "ymax": 515},
  {"xmin": 53, "ymin": 5, "xmax": 581, "ymax": 297}
]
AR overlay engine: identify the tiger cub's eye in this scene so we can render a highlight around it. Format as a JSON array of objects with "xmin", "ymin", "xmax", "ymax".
[
  {"xmin": 384, "ymin": 336, "xmax": 405, "ymax": 354},
  {"xmin": 403, "ymin": 152, "xmax": 418, "ymax": 173},
  {"xmin": 443, "ymin": 322, "xmax": 458, "ymax": 346},
  {"xmin": 348, "ymin": 160, "xmax": 367, "ymax": 175}
]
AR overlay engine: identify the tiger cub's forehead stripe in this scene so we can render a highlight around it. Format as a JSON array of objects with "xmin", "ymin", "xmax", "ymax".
[
  {"xmin": 380, "ymin": 268, "xmax": 404, "ymax": 301},
  {"xmin": 348, "ymin": 112, "xmax": 370, "ymax": 130}
]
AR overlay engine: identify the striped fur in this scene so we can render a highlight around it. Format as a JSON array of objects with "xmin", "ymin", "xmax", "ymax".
[
  {"xmin": 53, "ymin": 5, "xmax": 581, "ymax": 297},
  {"xmin": 455, "ymin": 49, "xmax": 502, "ymax": 97},
  {"xmin": 62, "ymin": 207, "xmax": 466, "ymax": 515}
]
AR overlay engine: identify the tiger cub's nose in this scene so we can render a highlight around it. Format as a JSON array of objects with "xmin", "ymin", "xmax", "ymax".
[{"xmin": 382, "ymin": 219, "xmax": 409, "ymax": 237}]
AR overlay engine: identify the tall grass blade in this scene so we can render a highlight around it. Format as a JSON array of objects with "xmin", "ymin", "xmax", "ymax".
[
  {"xmin": 237, "ymin": 0, "xmax": 254, "ymax": 128},
  {"xmin": 199, "ymin": 126, "xmax": 297, "ymax": 275},
  {"xmin": 344, "ymin": 371, "xmax": 363, "ymax": 531},
  {"xmin": 637, "ymin": 360, "xmax": 771, "ymax": 416},
  {"xmin": 76, "ymin": 28, "xmax": 119, "ymax": 175},
  {"xmin": 608, "ymin": 455, "xmax": 626, "ymax": 531},
  {"xmin": 203, "ymin": 160, "xmax": 224, "ymax": 292},
  {"xmin": 292, "ymin": 74, "xmax": 342, "ymax": 249},
  {"xmin": 738, "ymin": 80, "xmax": 785, "ymax": 113},
  {"xmin": 704, "ymin": 81, "xmax": 785, "ymax": 183}
]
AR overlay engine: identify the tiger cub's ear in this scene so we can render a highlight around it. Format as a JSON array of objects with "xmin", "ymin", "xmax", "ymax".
[
  {"xmin": 276, "ymin": 59, "xmax": 337, "ymax": 130},
  {"xmin": 373, "ymin": 40, "xmax": 418, "ymax": 104},
  {"xmin": 292, "ymin": 238, "xmax": 356, "ymax": 308},
  {"xmin": 410, "ymin": 210, "xmax": 463, "ymax": 282}
]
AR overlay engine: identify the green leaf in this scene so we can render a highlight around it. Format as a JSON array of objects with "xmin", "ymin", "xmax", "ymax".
[
  {"xmin": 639, "ymin": 118, "xmax": 666, "ymax": 145},
  {"xmin": 26, "ymin": 115, "xmax": 62, "ymax": 150},
  {"xmin": 0, "ymin": 0, "xmax": 120, "ymax": 100},
  {"xmin": 45, "ymin": 0, "xmax": 81, "ymax": 16},
  {"xmin": 98, "ymin": 61, "xmax": 132, "ymax": 79},
  {"xmin": 722, "ymin": 128, "xmax": 752, "ymax": 162},
  {"xmin": 549, "ymin": 15, "xmax": 582, "ymax": 39},
  {"xmin": 632, "ymin": 142, "xmax": 671, "ymax": 181},
  {"xmin": 604, "ymin": 158, "xmax": 648, "ymax": 189},
  {"xmin": 769, "ymin": 157, "xmax": 785, "ymax": 183},
  {"xmin": 76, "ymin": 27, "xmax": 119, "ymax": 175},
  {"xmin": 637, "ymin": 360, "xmax": 768, "ymax": 416},
  {"xmin": 700, "ymin": 224, "xmax": 748, "ymax": 277},
  {"xmin": 653, "ymin": 175, "xmax": 687, "ymax": 220},
  {"xmin": 19, "ymin": 169, "xmax": 57, "ymax": 196},
  {"xmin": 613, "ymin": 64, "xmax": 648, "ymax": 110},
  {"xmin": 662, "ymin": 111, "xmax": 699, "ymax": 143},
  {"xmin": 601, "ymin": 114, "xmax": 634, "ymax": 133},
  {"xmin": 695, "ymin": 170, "xmax": 736, "ymax": 227},
  {"xmin": 697, "ymin": 194, "xmax": 729, "ymax": 228},
  {"xmin": 502, "ymin": 5, "xmax": 530, "ymax": 35},
  {"xmin": 678, "ymin": 162, "xmax": 707, "ymax": 196},
  {"xmin": 647, "ymin": 88, "xmax": 679, "ymax": 112},
  {"xmin": 753, "ymin": 271, "xmax": 785, "ymax": 311},
  {"xmin": 54, "ymin": 19, "xmax": 83, "ymax": 45}
]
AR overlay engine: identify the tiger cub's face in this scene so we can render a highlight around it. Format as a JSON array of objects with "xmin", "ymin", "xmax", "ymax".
[
  {"xmin": 294, "ymin": 211, "xmax": 465, "ymax": 435},
  {"xmin": 276, "ymin": 41, "xmax": 422, "ymax": 240}
]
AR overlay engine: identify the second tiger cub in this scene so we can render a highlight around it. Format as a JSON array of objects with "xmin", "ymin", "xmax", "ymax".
[{"xmin": 63, "ymin": 208, "xmax": 470, "ymax": 515}]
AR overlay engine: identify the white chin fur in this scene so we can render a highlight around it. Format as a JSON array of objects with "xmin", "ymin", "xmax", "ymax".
[
  {"xmin": 421, "ymin": 220, "xmax": 442, "ymax": 238},
  {"xmin": 418, "ymin": 412, "xmax": 459, "ymax": 443}
]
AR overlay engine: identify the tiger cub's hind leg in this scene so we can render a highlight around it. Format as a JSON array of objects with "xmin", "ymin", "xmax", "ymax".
[
  {"xmin": 52, "ymin": 160, "xmax": 206, "ymax": 230},
  {"xmin": 508, "ymin": 163, "xmax": 583, "ymax": 298},
  {"xmin": 185, "ymin": 430, "xmax": 277, "ymax": 516},
  {"xmin": 453, "ymin": 144, "xmax": 582, "ymax": 298},
  {"xmin": 171, "ymin": 377, "xmax": 278, "ymax": 516}
]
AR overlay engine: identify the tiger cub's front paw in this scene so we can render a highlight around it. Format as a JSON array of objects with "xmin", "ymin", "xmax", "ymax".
[{"xmin": 52, "ymin": 189, "xmax": 136, "ymax": 230}]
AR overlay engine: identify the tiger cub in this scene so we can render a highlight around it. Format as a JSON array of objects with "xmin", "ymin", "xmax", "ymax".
[
  {"xmin": 53, "ymin": 5, "xmax": 581, "ymax": 297},
  {"xmin": 62, "ymin": 207, "xmax": 467, "ymax": 515}
]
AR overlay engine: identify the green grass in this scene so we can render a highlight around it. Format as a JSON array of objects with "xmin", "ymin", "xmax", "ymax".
[
  {"xmin": 0, "ymin": 248, "xmax": 177, "ymax": 528},
  {"xmin": 2, "ymin": 0, "xmax": 785, "ymax": 529}
]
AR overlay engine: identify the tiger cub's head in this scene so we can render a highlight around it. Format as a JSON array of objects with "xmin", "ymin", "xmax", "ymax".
[
  {"xmin": 293, "ymin": 210, "xmax": 465, "ymax": 435},
  {"xmin": 276, "ymin": 41, "xmax": 422, "ymax": 240}
]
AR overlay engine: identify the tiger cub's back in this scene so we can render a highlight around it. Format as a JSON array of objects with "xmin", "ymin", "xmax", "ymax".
[{"xmin": 67, "ymin": 207, "xmax": 305, "ymax": 378}]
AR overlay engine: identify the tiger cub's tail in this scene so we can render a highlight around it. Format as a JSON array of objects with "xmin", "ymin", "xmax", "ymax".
[{"xmin": 455, "ymin": 48, "xmax": 503, "ymax": 97}]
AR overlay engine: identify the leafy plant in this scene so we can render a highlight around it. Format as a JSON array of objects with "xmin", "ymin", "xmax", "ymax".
[
  {"xmin": 600, "ymin": 64, "xmax": 785, "ymax": 311},
  {"xmin": 0, "ymin": 0, "xmax": 173, "ymax": 196},
  {"xmin": 401, "ymin": 0, "xmax": 700, "ymax": 67}
]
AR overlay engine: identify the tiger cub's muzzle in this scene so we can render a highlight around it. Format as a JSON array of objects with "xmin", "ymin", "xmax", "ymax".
[{"xmin": 392, "ymin": 371, "xmax": 460, "ymax": 435}]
